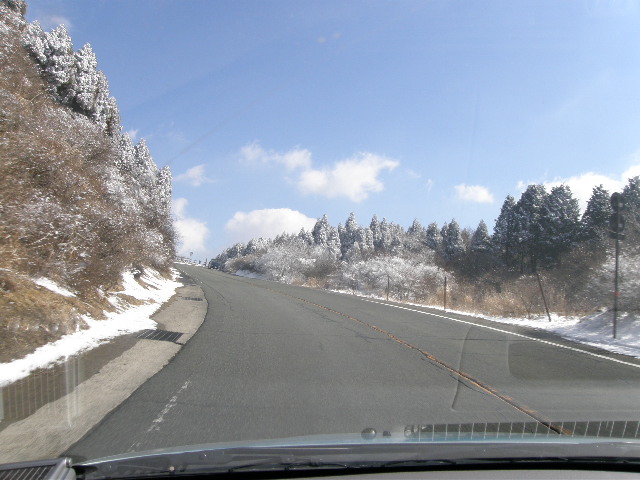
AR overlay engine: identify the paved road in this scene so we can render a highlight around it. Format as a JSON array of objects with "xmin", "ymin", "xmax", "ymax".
[{"xmin": 67, "ymin": 265, "xmax": 640, "ymax": 460}]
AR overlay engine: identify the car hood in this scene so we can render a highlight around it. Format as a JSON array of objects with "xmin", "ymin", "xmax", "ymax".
[{"xmin": 74, "ymin": 421, "xmax": 640, "ymax": 479}]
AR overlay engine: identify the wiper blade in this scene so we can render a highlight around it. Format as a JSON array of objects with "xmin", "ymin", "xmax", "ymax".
[{"xmin": 228, "ymin": 460, "xmax": 350, "ymax": 473}]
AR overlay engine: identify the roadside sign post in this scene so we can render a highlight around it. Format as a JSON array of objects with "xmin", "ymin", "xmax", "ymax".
[
  {"xmin": 444, "ymin": 276, "xmax": 447, "ymax": 311},
  {"xmin": 535, "ymin": 271, "xmax": 552, "ymax": 322},
  {"xmin": 609, "ymin": 192, "xmax": 626, "ymax": 339}
]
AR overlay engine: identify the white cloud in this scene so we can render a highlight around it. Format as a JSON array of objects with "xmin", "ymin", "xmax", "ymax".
[
  {"xmin": 126, "ymin": 129, "xmax": 139, "ymax": 141},
  {"xmin": 297, "ymin": 153, "xmax": 399, "ymax": 202},
  {"xmin": 225, "ymin": 208, "xmax": 316, "ymax": 244},
  {"xmin": 425, "ymin": 179, "xmax": 434, "ymax": 192},
  {"xmin": 239, "ymin": 143, "xmax": 399, "ymax": 202},
  {"xmin": 454, "ymin": 184, "xmax": 495, "ymax": 204},
  {"xmin": 407, "ymin": 168, "xmax": 422, "ymax": 179},
  {"xmin": 174, "ymin": 164, "xmax": 215, "ymax": 187},
  {"xmin": 239, "ymin": 142, "xmax": 312, "ymax": 171},
  {"xmin": 173, "ymin": 198, "xmax": 209, "ymax": 257},
  {"xmin": 39, "ymin": 14, "xmax": 73, "ymax": 31}
]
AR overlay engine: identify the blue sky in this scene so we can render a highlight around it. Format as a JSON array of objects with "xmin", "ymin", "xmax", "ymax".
[{"xmin": 26, "ymin": 0, "xmax": 640, "ymax": 260}]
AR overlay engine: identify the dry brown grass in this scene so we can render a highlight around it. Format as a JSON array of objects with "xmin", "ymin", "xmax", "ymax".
[
  {"xmin": 0, "ymin": 12, "xmax": 176, "ymax": 363},
  {"xmin": 0, "ymin": 270, "xmax": 112, "ymax": 363}
]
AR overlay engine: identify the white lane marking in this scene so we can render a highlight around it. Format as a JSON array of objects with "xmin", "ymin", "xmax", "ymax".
[
  {"xmin": 147, "ymin": 379, "xmax": 191, "ymax": 433},
  {"xmin": 361, "ymin": 298, "xmax": 640, "ymax": 370}
]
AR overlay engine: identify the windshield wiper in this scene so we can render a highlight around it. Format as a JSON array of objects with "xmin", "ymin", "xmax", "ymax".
[{"xmin": 227, "ymin": 460, "xmax": 351, "ymax": 473}]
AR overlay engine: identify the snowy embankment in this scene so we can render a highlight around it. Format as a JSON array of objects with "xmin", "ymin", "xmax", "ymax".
[
  {"xmin": 483, "ymin": 309, "xmax": 640, "ymax": 359},
  {"xmin": 234, "ymin": 269, "xmax": 265, "ymax": 279},
  {"xmin": 0, "ymin": 268, "xmax": 181, "ymax": 387}
]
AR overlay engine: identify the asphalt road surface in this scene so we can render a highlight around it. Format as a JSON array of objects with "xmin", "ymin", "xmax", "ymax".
[{"xmin": 67, "ymin": 265, "xmax": 640, "ymax": 460}]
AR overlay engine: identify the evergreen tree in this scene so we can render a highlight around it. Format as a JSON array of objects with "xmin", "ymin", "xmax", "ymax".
[
  {"xmin": 355, "ymin": 226, "xmax": 374, "ymax": 255},
  {"xmin": 425, "ymin": 222, "xmax": 442, "ymax": 251},
  {"xmin": 312, "ymin": 214, "xmax": 331, "ymax": 246},
  {"xmin": 341, "ymin": 212, "xmax": 358, "ymax": 256},
  {"xmin": 73, "ymin": 43, "xmax": 100, "ymax": 116},
  {"xmin": 23, "ymin": 21, "xmax": 48, "ymax": 69},
  {"xmin": 471, "ymin": 220, "xmax": 491, "ymax": 253},
  {"xmin": 36, "ymin": 25, "xmax": 76, "ymax": 103},
  {"xmin": 327, "ymin": 227, "xmax": 342, "ymax": 258},
  {"xmin": 514, "ymin": 184, "xmax": 548, "ymax": 271},
  {"xmin": 116, "ymin": 133, "xmax": 136, "ymax": 174},
  {"xmin": 541, "ymin": 185, "xmax": 580, "ymax": 264},
  {"xmin": 623, "ymin": 176, "xmax": 640, "ymax": 233},
  {"xmin": 156, "ymin": 166, "xmax": 172, "ymax": 214},
  {"xmin": 406, "ymin": 218, "xmax": 426, "ymax": 252},
  {"xmin": 623, "ymin": 176, "xmax": 640, "ymax": 212},
  {"xmin": 379, "ymin": 217, "xmax": 391, "ymax": 253},
  {"xmin": 581, "ymin": 185, "xmax": 612, "ymax": 240},
  {"xmin": 493, "ymin": 195, "xmax": 518, "ymax": 267},
  {"xmin": 443, "ymin": 219, "xmax": 464, "ymax": 259},
  {"xmin": 298, "ymin": 228, "xmax": 313, "ymax": 245},
  {"xmin": 370, "ymin": 214, "xmax": 382, "ymax": 251}
]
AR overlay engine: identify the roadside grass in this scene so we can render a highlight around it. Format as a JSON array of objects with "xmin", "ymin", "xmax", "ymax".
[
  {"xmin": 1, "ymin": 15, "xmax": 176, "ymax": 364},
  {"xmin": 0, "ymin": 271, "xmax": 107, "ymax": 363}
]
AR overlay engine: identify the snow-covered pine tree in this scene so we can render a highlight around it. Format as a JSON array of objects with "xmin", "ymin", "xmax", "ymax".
[
  {"xmin": 327, "ymin": 227, "xmax": 342, "ymax": 258},
  {"xmin": 493, "ymin": 195, "xmax": 518, "ymax": 267},
  {"xmin": 581, "ymin": 185, "xmax": 611, "ymax": 240},
  {"xmin": 355, "ymin": 226, "xmax": 374, "ymax": 256},
  {"xmin": 425, "ymin": 222, "xmax": 442, "ymax": 251},
  {"xmin": 443, "ymin": 219, "xmax": 464, "ymax": 260},
  {"xmin": 312, "ymin": 214, "xmax": 331, "ymax": 246},
  {"xmin": 540, "ymin": 184, "xmax": 580, "ymax": 265},
  {"xmin": 23, "ymin": 21, "xmax": 48, "ymax": 67},
  {"xmin": 116, "ymin": 133, "xmax": 136, "ymax": 174},
  {"xmin": 370, "ymin": 215, "xmax": 382, "ymax": 251},
  {"xmin": 379, "ymin": 217, "xmax": 391, "ymax": 253},
  {"xmin": 623, "ymin": 176, "xmax": 640, "ymax": 234},
  {"xmin": 298, "ymin": 228, "xmax": 313, "ymax": 245},
  {"xmin": 156, "ymin": 165, "xmax": 173, "ymax": 214},
  {"xmin": 471, "ymin": 220, "xmax": 491, "ymax": 253},
  {"xmin": 33, "ymin": 25, "xmax": 76, "ymax": 103},
  {"xmin": 514, "ymin": 184, "xmax": 548, "ymax": 272},
  {"xmin": 73, "ymin": 44, "xmax": 100, "ymax": 116},
  {"xmin": 388, "ymin": 221, "xmax": 404, "ymax": 255},
  {"xmin": 406, "ymin": 218, "xmax": 426, "ymax": 252},
  {"xmin": 338, "ymin": 212, "xmax": 358, "ymax": 257},
  {"xmin": 133, "ymin": 139, "xmax": 158, "ymax": 182}
]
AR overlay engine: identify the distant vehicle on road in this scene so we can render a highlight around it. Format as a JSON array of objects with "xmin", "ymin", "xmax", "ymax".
[{"xmin": 208, "ymin": 260, "xmax": 222, "ymax": 270}]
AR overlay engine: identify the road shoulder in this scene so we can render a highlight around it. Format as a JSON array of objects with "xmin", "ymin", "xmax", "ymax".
[{"xmin": 0, "ymin": 283, "xmax": 206, "ymax": 463}]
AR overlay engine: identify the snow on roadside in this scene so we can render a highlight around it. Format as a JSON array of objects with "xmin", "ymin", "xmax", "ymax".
[
  {"xmin": 0, "ymin": 268, "xmax": 182, "ymax": 387},
  {"xmin": 32, "ymin": 277, "xmax": 76, "ymax": 297},
  {"xmin": 485, "ymin": 309, "xmax": 640, "ymax": 359},
  {"xmin": 234, "ymin": 269, "xmax": 265, "ymax": 279},
  {"xmin": 330, "ymin": 288, "xmax": 640, "ymax": 360}
]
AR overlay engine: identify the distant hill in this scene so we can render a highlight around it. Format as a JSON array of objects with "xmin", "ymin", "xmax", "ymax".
[{"xmin": 0, "ymin": 0, "xmax": 176, "ymax": 361}]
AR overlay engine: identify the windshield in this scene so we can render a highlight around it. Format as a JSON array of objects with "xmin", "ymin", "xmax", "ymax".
[{"xmin": 3, "ymin": 0, "xmax": 640, "ymax": 471}]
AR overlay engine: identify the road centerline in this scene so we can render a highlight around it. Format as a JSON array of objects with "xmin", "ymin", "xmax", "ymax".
[{"xmin": 258, "ymin": 283, "xmax": 564, "ymax": 435}]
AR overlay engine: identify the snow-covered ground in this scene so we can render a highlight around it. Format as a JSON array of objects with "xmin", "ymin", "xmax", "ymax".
[
  {"xmin": 0, "ymin": 268, "xmax": 181, "ymax": 387},
  {"xmin": 32, "ymin": 277, "xmax": 77, "ymax": 297},
  {"xmin": 234, "ymin": 269, "xmax": 265, "ymax": 279}
]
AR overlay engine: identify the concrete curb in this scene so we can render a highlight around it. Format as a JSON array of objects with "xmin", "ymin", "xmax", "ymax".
[{"xmin": 0, "ymin": 283, "xmax": 206, "ymax": 463}]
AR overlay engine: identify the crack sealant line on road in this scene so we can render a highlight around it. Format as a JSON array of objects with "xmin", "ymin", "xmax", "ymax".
[
  {"xmin": 260, "ymin": 285, "xmax": 566, "ymax": 436},
  {"xmin": 360, "ymin": 297, "xmax": 640, "ymax": 370}
]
